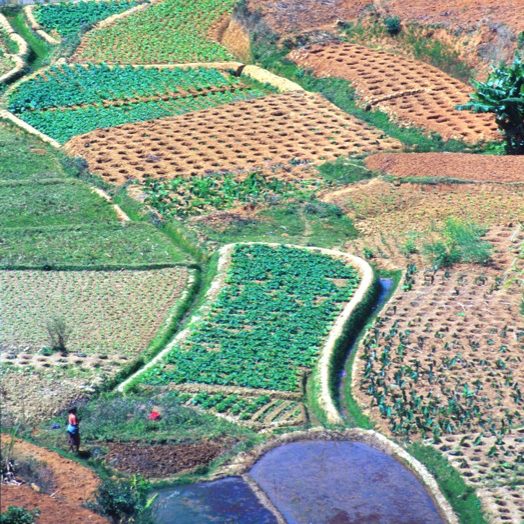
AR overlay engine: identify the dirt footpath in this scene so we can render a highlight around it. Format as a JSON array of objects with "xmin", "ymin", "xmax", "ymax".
[{"xmin": 0, "ymin": 436, "xmax": 105, "ymax": 523}]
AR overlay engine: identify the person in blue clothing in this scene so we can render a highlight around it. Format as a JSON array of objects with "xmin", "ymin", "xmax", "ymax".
[{"xmin": 66, "ymin": 407, "xmax": 80, "ymax": 454}]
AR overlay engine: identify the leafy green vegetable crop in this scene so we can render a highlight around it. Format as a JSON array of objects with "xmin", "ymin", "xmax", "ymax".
[
  {"xmin": 34, "ymin": 0, "xmax": 138, "ymax": 38},
  {"xmin": 74, "ymin": 0, "xmax": 236, "ymax": 63},
  {"xmin": 140, "ymin": 244, "xmax": 361, "ymax": 391},
  {"xmin": 9, "ymin": 64, "xmax": 268, "ymax": 142}
]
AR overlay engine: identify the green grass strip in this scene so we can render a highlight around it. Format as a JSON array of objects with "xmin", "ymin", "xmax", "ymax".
[
  {"xmin": 0, "ymin": 222, "xmax": 190, "ymax": 269},
  {"xmin": 408, "ymin": 443, "xmax": 488, "ymax": 524}
]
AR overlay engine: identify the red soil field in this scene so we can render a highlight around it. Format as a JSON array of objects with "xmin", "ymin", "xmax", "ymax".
[
  {"xmin": 290, "ymin": 43, "xmax": 500, "ymax": 143},
  {"xmin": 0, "ymin": 436, "xmax": 105, "ymax": 524},
  {"xmin": 366, "ymin": 153, "xmax": 524, "ymax": 183},
  {"xmin": 65, "ymin": 91, "xmax": 402, "ymax": 185}
]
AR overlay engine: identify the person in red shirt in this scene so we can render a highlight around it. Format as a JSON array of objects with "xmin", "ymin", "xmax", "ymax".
[{"xmin": 66, "ymin": 407, "xmax": 80, "ymax": 454}]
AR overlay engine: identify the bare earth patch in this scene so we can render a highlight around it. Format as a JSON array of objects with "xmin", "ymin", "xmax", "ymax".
[{"xmin": 366, "ymin": 152, "xmax": 524, "ymax": 184}]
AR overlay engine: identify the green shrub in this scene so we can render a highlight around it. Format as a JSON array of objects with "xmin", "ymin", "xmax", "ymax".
[
  {"xmin": 91, "ymin": 476, "xmax": 153, "ymax": 524},
  {"xmin": 0, "ymin": 507, "xmax": 39, "ymax": 524},
  {"xmin": 458, "ymin": 53, "xmax": 524, "ymax": 154},
  {"xmin": 423, "ymin": 218, "xmax": 492, "ymax": 269},
  {"xmin": 384, "ymin": 16, "xmax": 401, "ymax": 36}
]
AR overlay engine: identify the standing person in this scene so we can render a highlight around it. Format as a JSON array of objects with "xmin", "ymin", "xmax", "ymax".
[{"xmin": 67, "ymin": 407, "xmax": 80, "ymax": 454}]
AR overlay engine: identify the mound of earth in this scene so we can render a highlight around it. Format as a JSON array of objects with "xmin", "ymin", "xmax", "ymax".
[
  {"xmin": 366, "ymin": 153, "xmax": 524, "ymax": 183},
  {"xmin": 104, "ymin": 441, "xmax": 227, "ymax": 477},
  {"xmin": 0, "ymin": 436, "xmax": 105, "ymax": 523}
]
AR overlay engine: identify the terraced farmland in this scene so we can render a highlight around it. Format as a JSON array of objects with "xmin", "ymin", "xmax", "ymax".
[
  {"xmin": 9, "ymin": 64, "xmax": 269, "ymax": 143},
  {"xmin": 65, "ymin": 90, "xmax": 402, "ymax": 184},
  {"xmin": 130, "ymin": 243, "xmax": 366, "ymax": 426},
  {"xmin": 290, "ymin": 43, "xmax": 500, "ymax": 143},
  {"xmin": 353, "ymin": 226, "xmax": 523, "ymax": 521},
  {"xmin": 32, "ymin": 0, "xmax": 139, "ymax": 39},
  {"xmin": 366, "ymin": 152, "xmax": 524, "ymax": 184},
  {"xmin": 72, "ymin": 0, "xmax": 237, "ymax": 63},
  {"xmin": 325, "ymin": 179, "xmax": 524, "ymax": 240}
]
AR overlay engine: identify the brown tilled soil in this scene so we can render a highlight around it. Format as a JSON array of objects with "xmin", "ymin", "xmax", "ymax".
[
  {"xmin": 290, "ymin": 43, "xmax": 500, "ymax": 143},
  {"xmin": 65, "ymin": 91, "xmax": 402, "ymax": 185},
  {"xmin": 0, "ymin": 436, "xmax": 105, "ymax": 523},
  {"xmin": 103, "ymin": 441, "xmax": 226, "ymax": 477},
  {"xmin": 323, "ymin": 179, "xmax": 524, "ymax": 238},
  {"xmin": 354, "ymin": 225, "xmax": 523, "ymax": 435},
  {"xmin": 245, "ymin": 0, "xmax": 371, "ymax": 35},
  {"xmin": 366, "ymin": 153, "xmax": 524, "ymax": 183}
]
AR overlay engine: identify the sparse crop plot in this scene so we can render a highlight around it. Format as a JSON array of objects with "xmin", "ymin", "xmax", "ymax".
[
  {"xmin": 324, "ymin": 179, "xmax": 524, "ymax": 240},
  {"xmin": 290, "ymin": 43, "xmax": 500, "ymax": 143},
  {"xmin": 431, "ymin": 429, "xmax": 524, "ymax": 523},
  {"xmin": 139, "ymin": 244, "xmax": 361, "ymax": 391},
  {"xmin": 365, "ymin": 152, "xmax": 524, "ymax": 184},
  {"xmin": 0, "ymin": 179, "xmax": 116, "ymax": 227},
  {"xmin": 0, "ymin": 222, "xmax": 188, "ymax": 269},
  {"xmin": 72, "ymin": 0, "xmax": 236, "ymax": 64},
  {"xmin": 0, "ymin": 267, "xmax": 191, "ymax": 422},
  {"xmin": 9, "ymin": 64, "xmax": 269, "ymax": 142},
  {"xmin": 352, "ymin": 227, "xmax": 524, "ymax": 524},
  {"xmin": 33, "ymin": 0, "xmax": 138, "ymax": 39},
  {"xmin": 65, "ymin": 91, "xmax": 402, "ymax": 184}
]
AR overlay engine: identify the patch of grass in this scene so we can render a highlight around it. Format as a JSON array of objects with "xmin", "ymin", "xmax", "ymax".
[
  {"xmin": 423, "ymin": 218, "xmax": 492, "ymax": 269},
  {"xmin": 408, "ymin": 443, "xmax": 488, "ymax": 524},
  {"xmin": 251, "ymin": 37, "xmax": 486, "ymax": 153},
  {"xmin": 317, "ymin": 157, "xmax": 375, "ymax": 186},
  {"xmin": 196, "ymin": 201, "xmax": 357, "ymax": 248},
  {"xmin": 0, "ymin": 223, "xmax": 189, "ymax": 269},
  {"xmin": 0, "ymin": 121, "xmax": 67, "ymax": 180},
  {"xmin": 38, "ymin": 392, "xmax": 254, "ymax": 445},
  {"xmin": 0, "ymin": 179, "xmax": 117, "ymax": 227},
  {"xmin": 5, "ymin": 9, "xmax": 53, "ymax": 71}
]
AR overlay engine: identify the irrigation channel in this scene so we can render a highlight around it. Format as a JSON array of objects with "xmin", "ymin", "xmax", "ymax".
[{"xmin": 152, "ymin": 278, "xmax": 446, "ymax": 523}]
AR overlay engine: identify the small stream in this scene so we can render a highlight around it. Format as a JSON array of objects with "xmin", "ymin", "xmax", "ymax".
[
  {"xmin": 153, "ymin": 439, "xmax": 444, "ymax": 524},
  {"xmin": 338, "ymin": 277, "xmax": 394, "ymax": 419}
]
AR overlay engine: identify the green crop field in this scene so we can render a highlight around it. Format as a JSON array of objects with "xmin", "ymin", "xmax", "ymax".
[
  {"xmin": 0, "ymin": 179, "xmax": 116, "ymax": 227},
  {"xmin": 0, "ymin": 121, "xmax": 68, "ymax": 180},
  {"xmin": 73, "ymin": 0, "xmax": 236, "ymax": 63},
  {"xmin": 0, "ymin": 223, "xmax": 188, "ymax": 269},
  {"xmin": 140, "ymin": 244, "xmax": 361, "ymax": 391},
  {"xmin": 9, "ymin": 64, "xmax": 269, "ymax": 142},
  {"xmin": 33, "ymin": 0, "xmax": 138, "ymax": 39}
]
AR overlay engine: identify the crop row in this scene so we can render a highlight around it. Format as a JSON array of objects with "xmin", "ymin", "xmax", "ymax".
[
  {"xmin": 140, "ymin": 244, "xmax": 361, "ymax": 391},
  {"xmin": 9, "ymin": 64, "xmax": 269, "ymax": 142},
  {"xmin": 73, "ymin": 0, "xmax": 236, "ymax": 63},
  {"xmin": 9, "ymin": 64, "xmax": 243, "ymax": 111},
  {"xmin": 34, "ymin": 0, "xmax": 139, "ymax": 38},
  {"xmin": 19, "ymin": 88, "xmax": 266, "ymax": 143}
]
